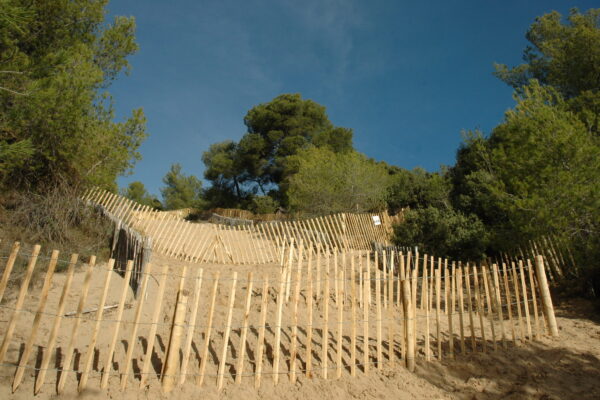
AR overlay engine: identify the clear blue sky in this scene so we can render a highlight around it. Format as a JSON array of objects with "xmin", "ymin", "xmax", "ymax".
[{"xmin": 107, "ymin": 1, "xmax": 598, "ymax": 197}]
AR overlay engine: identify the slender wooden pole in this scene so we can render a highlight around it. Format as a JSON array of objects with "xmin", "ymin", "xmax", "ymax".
[
  {"xmin": 492, "ymin": 264, "xmax": 507, "ymax": 348},
  {"xmin": 518, "ymin": 260, "xmax": 533, "ymax": 340},
  {"xmin": 139, "ymin": 264, "xmax": 170, "ymax": 388},
  {"xmin": 35, "ymin": 254, "xmax": 78, "ymax": 394},
  {"xmin": 336, "ymin": 264, "xmax": 344, "ymax": 379},
  {"xmin": 235, "ymin": 272, "xmax": 254, "ymax": 384},
  {"xmin": 351, "ymin": 253, "xmax": 357, "ymax": 376},
  {"xmin": 472, "ymin": 265, "xmax": 487, "ymax": 353},
  {"xmin": 179, "ymin": 268, "xmax": 204, "ymax": 386},
  {"xmin": 12, "ymin": 249, "xmax": 60, "ymax": 391},
  {"xmin": 162, "ymin": 290, "xmax": 189, "ymax": 393},
  {"xmin": 217, "ymin": 272, "xmax": 237, "ymax": 391},
  {"xmin": 457, "ymin": 265, "xmax": 466, "ymax": 354},
  {"xmin": 535, "ymin": 255, "xmax": 559, "ymax": 336},
  {"xmin": 511, "ymin": 262, "xmax": 525, "ymax": 342},
  {"xmin": 79, "ymin": 259, "xmax": 117, "ymax": 391},
  {"xmin": 121, "ymin": 263, "xmax": 152, "ymax": 390},
  {"xmin": 101, "ymin": 260, "xmax": 134, "ymax": 389},
  {"xmin": 0, "ymin": 244, "xmax": 41, "ymax": 364},
  {"xmin": 464, "ymin": 264, "xmax": 476, "ymax": 352},
  {"xmin": 448, "ymin": 261, "xmax": 455, "ymax": 358},
  {"xmin": 527, "ymin": 259, "xmax": 541, "ymax": 339},
  {"xmin": 273, "ymin": 266, "xmax": 286, "ymax": 384},
  {"xmin": 363, "ymin": 270, "xmax": 370, "ymax": 373},
  {"xmin": 57, "ymin": 256, "xmax": 96, "ymax": 394},
  {"xmin": 388, "ymin": 251, "xmax": 395, "ymax": 363},
  {"xmin": 322, "ymin": 251, "xmax": 330, "ymax": 379},
  {"xmin": 0, "ymin": 241, "xmax": 20, "ymax": 304},
  {"xmin": 502, "ymin": 262, "xmax": 517, "ymax": 343},
  {"xmin": 411, "ymin": 258, "xmax": 418, "ymax": 355},
  {"xmin": 254, "ymin": 276, "xmax": 269, "ymax": 389},
  {"xmin": 423, "ymin": 262, "xmax": 430, "ymax": 360},
  {"xmin": 290, "ymin": 244, "xmax": 303, "ymax": 382},
  {"xmin": 197, "ymin": 271, "xmax": 220, "ymax": 387},
  {"xmin": 482, "ymin": 266, "xmax": 497, "ymax": 351},
  {"xmin": 376, "ymin": 268, "xmax": 383, "ymax": 370},
  {"xmin": 402, "ymin": 280, "xmax": 415, "ymax": 372},
  {"xmin": 435, "ymin": 267, "xmax": 442, "ymax": 360},
  {"xmin": 305, "ymin": 248, "xmax": 314, "ymax": 378}
]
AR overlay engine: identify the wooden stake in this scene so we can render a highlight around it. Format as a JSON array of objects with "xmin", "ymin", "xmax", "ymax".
[
  {"xmin": 534, "ymin": 255, "xmax": 558, "ymax": 336},
  {"xmin": 336, "ymin": 265, "xmax": 344, "ymax": 379},
  {"xmin": 254, "ymin": 276, "xmax": 269, "ymax": 389},
  {"xmin": 423, "ymin": 262, "xmax": 430, "ymax": 360},
  {"xmin": 13, "ymin": 249, "xmax": 60, "ymax": 392},
  {"xmin": 79, "ymin": 258, "xmax": 117, "ymax": 391},
  {"xmin": 464, "ymin": 264, "xmax": 476, "ymax": 352},
  {"xmin": 435, "ymin": 267, "xmax": 442, "ymax": 359},
  {"xmin": 511, "ymin": 262, "xmax": 525, "ymax": 342},
  {"xmin": 197, "ymin": 271, "xmax": 220, "ymax": 387},
  {"xmin": 290, "ymin": 244, "xmax": 304, "ymax": 383},
  {"xmin": 179, "ymin": 268, "xmax": 204, "ymax": 385},
  {"xmin": 0, "ymin": 244, "xmax": 40, "ymax": 364},
  {"xmin": 363, "ymin": 271, "xmax": 370, "ymax": 374},
  {"xmin": 306, "ymin": 248, "xmax": 314, "ymax": 378},
  {"xmin": 376, "ymin": 268, "xmax": 383, "ymax": 370},
  {"xmin": 492, "ymin": 264, "xmax": 507, "ymax": 348},
  {"xmin": 35, "ymin": 254, "xmax": 78, "ymax": 394},
  {"xmin": 217, "ymin": 272, "xmax": 237, "ymax": 390},
  {"xmin": 501, "ymin": 262, "xmax": 517, "ymax": 343},
  {"xmin": 162, "ymin": 290, "xmax": 189, "ymax": 393},
  {"xmin": 472, "ymin": 265, "xmax": 487, "ymax": 353},
  {"xmin": 235, "ymin": 272, "xmax": 254, "ymax": 384},
  {"xmin": 0, "ymin": 241, "xmax": 20, "ymax": 304},
  {"xmin": 121, "ymin": 263, "xmax": 152, "ymax": 390},
  {"xmin": 448, "ymin": 261, "xmax": 455, "ymax": 358},
  {"xmin": 481, "ymin": 266, "xmax": 497, "ymax": 351},
  {"xmin": 57, "ymin": 256, "xmax": 96, "ymax": 394},
  {"xmin": 322, "ymin": 251, "xmax": 330, "ymax": 379},
  {"xmin": 101, "ymin": 260, "xmax": 134, "ymax": 389},
  {"xmin": 527, "ymin": 259, "xmax": 541, "ymax": 339},
  {"xmin": 351, "ymin": 254, "xmax": 357, "ymax": 376},
  {"xmin": 139, "ymin": 264, "xmax": 170, "ymax": 388},
  {"xmin": 387, "ymin": 252, "xmax": 394, "ymax": 363},
  {"xmin": 402, "ymin": 280, "xmax": 415, "ymax": 372},
  {"xmin": 518, "ymin": 260, "xmax": 533, "ymax": 340},
  {"xmin": 457, "ymin": 265, "xmax": 466, "ymax": 354},
  {"xmin": 273, "ymin": 266, "xmax": 286, "ymax": 384}
]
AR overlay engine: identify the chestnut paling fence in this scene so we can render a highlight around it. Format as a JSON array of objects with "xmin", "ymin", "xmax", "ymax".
[
  {"xmin": 0, "ymin": 239, "xmax": 558, "ymax": 395},
  {"xmin": 82, "ymin": 188, "xmax": 396, "ymax": 265}
]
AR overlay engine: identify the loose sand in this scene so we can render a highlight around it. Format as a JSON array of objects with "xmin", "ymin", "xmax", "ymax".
[{"xmin": 1, "ymin": 252, "xmax": 599, "ymax": 399}]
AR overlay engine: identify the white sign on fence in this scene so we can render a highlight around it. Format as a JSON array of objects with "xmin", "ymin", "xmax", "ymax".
[{"xmin": 372, "ymin": 215, "xmax": 381, "ymax": 226}]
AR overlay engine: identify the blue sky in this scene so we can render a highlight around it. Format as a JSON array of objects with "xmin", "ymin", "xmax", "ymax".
[{"xmin": 107, "ymin": 1, "xmax": 598, "ymax": 196}]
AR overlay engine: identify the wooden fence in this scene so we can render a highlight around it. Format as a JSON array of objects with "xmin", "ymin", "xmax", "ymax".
[
  {"xmin": 88, "ymin": 195, "xmax": 152, "ymax": 294},
  {"xmin": 0, "ymin": 240, "xmax": 558, "ymax": 395},
  {"xmin": 83, "ymin": 188, "xmax": 396, "ymax": 264}
]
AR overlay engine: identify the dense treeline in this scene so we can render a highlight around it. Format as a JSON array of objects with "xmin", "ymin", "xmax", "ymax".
[
  {"xmin": 0, "ymin": 0, "xmax": 146, "ymax": 248},
  {"xmin": 0, "ymin": 2, "xmax": 598, "ymax": 296}
]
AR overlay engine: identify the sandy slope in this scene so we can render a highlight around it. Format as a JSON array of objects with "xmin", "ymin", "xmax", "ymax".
[{"xmin": 1, "ymin": 252, "xmax": 599, "ymax": 399}]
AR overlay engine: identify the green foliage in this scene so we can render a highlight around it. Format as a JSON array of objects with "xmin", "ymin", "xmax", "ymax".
[
  {"xmin": 393, "ymin": 207, "xmax": 488, "ymax": 261},
  {"xmin": 286, "ymin": 147, "xmax": 390, "ymax": 215},
  {"xmin": 202, "ymin": 94, "xmax": 353, "ymax": 205},
  {"xmin": 386, "ymin": 167, "xmax": 450, "ymax": 213},
  {"xmin": 250, "ymin": 195, "xmax": 279, "ymax": 215},
  {"xmin": 451, "ymin": 82, "xmax": 600, "ymax": 253},
  {"xmin": 161, "ymin": 164, "xmax": 204, "ymax": 210},
  {"xmin": 0, "ymin": 0, "xmax": 147, "ymax": 191},
  {"xmin": 494, "ymin": 8, "xmax": 600, "ymax": 135},
  {"xmin": 121, "ymin": 181, "xmax": 162, "ymax": 209}
]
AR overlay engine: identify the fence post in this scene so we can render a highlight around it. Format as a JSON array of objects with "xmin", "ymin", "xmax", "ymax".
[
  {"xmin": 162, "ymin": 290, "xmax": 189, "ymax": 392},
  {"xmin": 534, "ymin": 255, "xmax": 559, "ymax": 337},
  {"xmin": 401, "ymin": 279, "xmax": 415, "ymax": 372}
]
